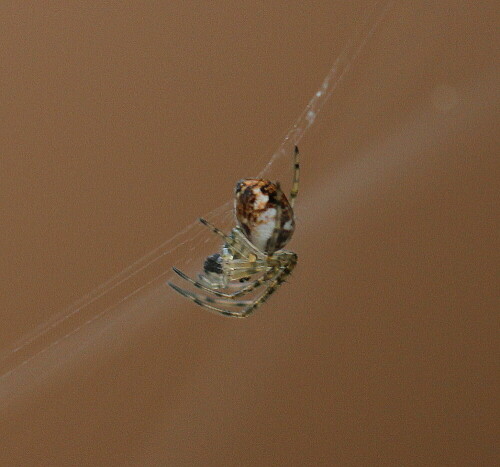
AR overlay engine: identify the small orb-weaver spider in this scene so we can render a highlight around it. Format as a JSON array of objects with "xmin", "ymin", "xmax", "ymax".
[{"xmin": 168, "ymin": 146, "xmax": 299, "ymax": 318}]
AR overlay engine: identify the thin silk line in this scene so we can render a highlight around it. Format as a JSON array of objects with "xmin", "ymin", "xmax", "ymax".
[{"xmin": 0, "ymin": 1, "xmax": 395, "ymax": 380}]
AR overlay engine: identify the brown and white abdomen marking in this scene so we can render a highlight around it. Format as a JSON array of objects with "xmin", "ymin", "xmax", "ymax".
[{"xmin": 235, "ymin": 179, "xmax": 295, "ymax": 254}]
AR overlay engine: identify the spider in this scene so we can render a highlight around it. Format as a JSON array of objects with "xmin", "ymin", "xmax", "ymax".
[{"xmin": 168, "ymin": 146, "xmax": 299, "ymax": 318}]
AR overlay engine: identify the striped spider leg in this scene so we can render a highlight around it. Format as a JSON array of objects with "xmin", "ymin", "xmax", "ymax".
[{"xmin": 168, "ymin": 146, "xmax": 299, "ymax": 317}]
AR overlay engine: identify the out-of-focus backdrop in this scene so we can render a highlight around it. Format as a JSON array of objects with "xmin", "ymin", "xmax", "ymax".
[{"xmin": 0, "ymin": 2, "xmax": 497, "ymax": 465}]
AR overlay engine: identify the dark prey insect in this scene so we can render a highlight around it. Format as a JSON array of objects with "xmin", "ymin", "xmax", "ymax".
[{"xmin": 168, "ymin": 146, "xmax": 299, "ymax": 318}]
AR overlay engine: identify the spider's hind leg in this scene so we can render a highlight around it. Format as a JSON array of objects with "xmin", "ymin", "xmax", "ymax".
[
  {"xmin": 167, "ymin": 282, "xmax": 252, "ymax": 318},
  {"xmin": 290, "ymin": 145, "xmax": 300, "ymax": 208}
]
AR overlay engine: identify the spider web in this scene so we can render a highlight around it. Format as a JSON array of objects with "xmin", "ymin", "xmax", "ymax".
[{"xmin": 0, "ymin": 1, "xmax": 394, "ymax": 407}]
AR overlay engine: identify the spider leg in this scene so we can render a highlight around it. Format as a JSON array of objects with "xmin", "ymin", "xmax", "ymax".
[
  {"xmin": 171, "ymin": 265, "xmax": 275, "ymax": 298},
  {"xmin": 198, "ymin": 217, "xmax": 229, "ymax": 240},
  {"xmin": 169, "ymin": 254, "xmax": 296, "ymax": 318},
  {"xmin": 290, "ymin": 145, "xmax": 300, "ymax": 208},
  {"xmin": 237, "ymin": 252, "xmax": 298, "ymax": 317},
  {"xmin": 224, "ymin": 258, "xmax": 280, "ymax": 280},
  {"xmin": 197, "ymin": 295, "xmax": 253, "ymax": 307},
  {"xmin": 198, "ymin": 218, "xmax": 248, "ymax": 257},
  {"xmin": 220, "ymin": 265, "xmax": 280, "ymax": 297},
  {"xmin": 168, "ymin": 282, "xmax": 251, "ymax": 318},
  {"xmin": 226, "ymin": 261, "xmax": 265, "ymax": 271}
]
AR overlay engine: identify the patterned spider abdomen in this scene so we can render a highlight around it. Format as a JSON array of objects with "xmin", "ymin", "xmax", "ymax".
[{"xmin": 235, "ymin": 179, "xmax": 295, "ymax": 254}]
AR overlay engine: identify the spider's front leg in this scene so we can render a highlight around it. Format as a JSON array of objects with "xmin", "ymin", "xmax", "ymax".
[{"xmin": 198, "ymin": 218, "xmax": 248, "ymax": 257}]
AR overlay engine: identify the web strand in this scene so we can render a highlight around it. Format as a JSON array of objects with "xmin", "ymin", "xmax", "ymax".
[
  {"xmin": 0, "ymin": 1, "xmax": 394, "ymax": 387},
  {"xmin": 259, "ymin": 0, "xmax": 395, "ymax": 178}
]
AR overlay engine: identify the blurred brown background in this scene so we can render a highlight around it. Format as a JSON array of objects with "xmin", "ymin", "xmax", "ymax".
[{"xmin": 0, "ymin": 1, "xmax": 498, "ymax": 466}]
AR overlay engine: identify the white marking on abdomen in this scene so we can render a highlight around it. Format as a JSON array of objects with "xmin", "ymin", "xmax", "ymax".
[{"xmin": 250, "ymin": 208, "xmax": 277, "ymax": 251}]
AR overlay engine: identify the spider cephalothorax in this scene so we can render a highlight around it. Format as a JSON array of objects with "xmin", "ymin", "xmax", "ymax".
[{"xmin": 168, "ymin": 146, "xmax": 299, "ymax": 318}]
